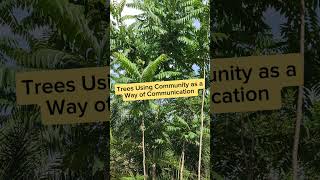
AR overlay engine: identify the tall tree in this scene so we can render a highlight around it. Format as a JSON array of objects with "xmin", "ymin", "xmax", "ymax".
[
  {"xmin": 198, "ymin": 62, "xmax": 206, "ymax": 180},
  {"xmin": 113, "ymin": 52, "xmax": 181, "ymax": 179},
  {"xmin": 292, "ymin": 0, "xmax": 305, "ymax": 178},
  {"xmin": 111, "ymin": 0, "xmax": 210, "ymax": 178}
]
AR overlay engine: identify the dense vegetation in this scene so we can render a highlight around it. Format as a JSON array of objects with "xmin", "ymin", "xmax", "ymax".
[
  {"xmin": 110, "ymin": 0, "xmax": 210, "ymax": 179},
  {"xmin": 0, "ymin": 0, "xmax": 109, "ymax": 179},
  {"xmin": 1, "ymin": 0, "xmax": 320, "ymax": 179},
  {"xmin": 212, "ymin": 0, "xmax": 320, "ymax": 179}
]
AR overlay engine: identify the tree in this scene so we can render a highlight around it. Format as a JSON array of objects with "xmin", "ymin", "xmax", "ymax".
[
  {"xmin": 212, "ymin": 0, "xmax": 320, "ymax": 178},
  {"xmin": 0, "ymin": 0, "xmax": 109, "ymax": 178},
  {"xmin": 111, "ymin": 0, "xmax": 210, "ymax": 178},
  {"xmin": 292, "ymin": 0, "xmax": 305, "ymax": 178},
  {"xmin": 113, "ymin": 52, "xmax": 181, "ymax": 179},
  {"xmin": 198, "ymin": 63, "xmax": 206, "ymax": 180}
]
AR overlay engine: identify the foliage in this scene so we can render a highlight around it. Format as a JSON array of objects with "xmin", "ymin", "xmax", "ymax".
[
  {"xmin": 111, "ymin": 0, "xmax": 210, "ymax": 179},
  {"xmin": 0, "ymin": 0, "xmax": 109, "ymax": 179},
  {"xmin": 212, "ymin": 0, "xmax": 320, "ymax": 179}
]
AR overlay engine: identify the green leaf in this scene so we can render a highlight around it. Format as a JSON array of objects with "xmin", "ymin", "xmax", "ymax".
[
  {"xmin": 141, "ymin": 54, "xmax": 168, "ymax": 81},
  {"xmin": 6, "ymin": 48, "xmax": 79, "ymax": 69},
  {"xmin": 212, "ymin": 33, "xmax": 228, "ymax": 43},
  {"xmin": 113, "ymin": 52, "xmax": 141, "ymax": 80},
  {"xmin": 154, "ymin": 71, "xmax": 181, "ymax": 80}
]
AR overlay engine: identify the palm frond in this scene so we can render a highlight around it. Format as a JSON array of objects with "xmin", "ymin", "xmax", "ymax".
[
  {"xmin": 113, "ymin": 52, "xmax": 141, "ymax": 79},
  {"xmin": 0, "ymin": 107, "xmax": 41, "ymax": 179},
  {"xmin": 304, "ymin": 83, "xmax": 320, "ymax": 112},
  {"xmin": 141, "ymin": 54, "xmax": 168, "ymax": 82},
  {"xmin": 33, "ymin": 0, "xmax": 100, "ymax": 55}
]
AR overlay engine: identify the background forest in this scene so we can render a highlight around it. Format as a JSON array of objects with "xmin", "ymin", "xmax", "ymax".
[
  {"xmin": 2, "ymin": 0, "xmax": 319, "ymax": 179},
  {"xmin": 212, "ymin": 0, "xmax": 320, "ymax": 179},
  {"xmin": 0, "ymin": 0, "xmax": 109, "ymax": 179},
  {"xmin": 110, "ymin": 0, "xmax": 210, "ymax": 179}
]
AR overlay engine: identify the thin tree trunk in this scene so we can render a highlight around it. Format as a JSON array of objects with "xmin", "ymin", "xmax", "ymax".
[
  {"xmin": 293, "ymin": 0, "xmax": 305, "ymax": 179},
  {"xmin": 178, "ymin": 150, "xmax": 182, "ymax": 180},
  {"xmin": 142, "ymin": 118, "xmax": 147, "ymax": 180},
  {"xmin": 152, "ymin": 163, "xmax": 156, "ymax": 180},
  {"xmin": 104, "ymin": 122, "xmax": 110, "ymax": 180},
  {"xmin": 180, "ymin": 142, "xmax": 185, "ymax": 180},
  {"xmin": 240, "ymin": 116, "xmax": 249, "ymax": 178},
  {"xmin": 198, "ymin": 63, "xmax": 206, "ymax": 180},
  {"xmin": 249, "ymin": 120, "xmax": 254, "ymax": 180}
]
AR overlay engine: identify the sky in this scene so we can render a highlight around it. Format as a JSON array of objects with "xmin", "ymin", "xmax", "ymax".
[
  {"xmin": 112, "ymin": 0, "xmax": 142, "ymax": 25},
  {"xmin": 263, "ymin": 7, "xmax": 287, "ymax": 39}
]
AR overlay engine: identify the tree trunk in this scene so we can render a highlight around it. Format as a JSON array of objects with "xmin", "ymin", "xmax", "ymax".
[
  {"xmin": 152, "ymin": 163, "xmax": 156, "ymax": 180},
  {"xmin": 240, "ymin": 116, "xmax": 249, "ymax": 178},
  {"xmin": 178, "ymin": 151, "xmax": 182, "ymax": 180},
  {"xmin": 104, "ymin": 122, "xmax": 110, "ymax": 180},
  {"xmin": 180, "ymin": 143, "xmax": 185, "ymax": 180},
  {"xmin": 293, "ymin": 0, "xmax": 305, "ymax": 179},
  {"xmin": 198, "ymin": 63, "xmax": 206, "ymax": 180},
  {"xmin": 142, "ymin": 118, "xmax": 147, "ymax": 180}
]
